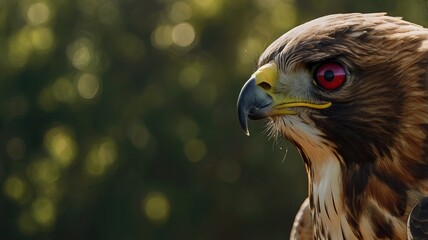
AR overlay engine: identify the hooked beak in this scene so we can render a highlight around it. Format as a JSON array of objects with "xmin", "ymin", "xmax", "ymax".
[
  {"xmin": 237, "ymin": 77, "xmax": 273, "ymax": 136},
  {"xmin": 237, "ymin": 63, "xmax": 332, "ymax": 136}
]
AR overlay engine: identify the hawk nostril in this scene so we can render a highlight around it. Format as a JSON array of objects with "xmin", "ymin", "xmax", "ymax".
[{"xmin": 258, "ymin": 82, "xmax": 271, "ymax": 90}]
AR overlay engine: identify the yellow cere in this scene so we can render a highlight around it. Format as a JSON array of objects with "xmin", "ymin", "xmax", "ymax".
[{"xmin": 254, "ymin": 63, "xmax": 278, "ymax": 89}]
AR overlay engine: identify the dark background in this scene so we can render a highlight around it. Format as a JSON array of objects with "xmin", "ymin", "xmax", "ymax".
[{"xmin": 1, "ymin": 0, "xmax": 427, "ymax": 239}]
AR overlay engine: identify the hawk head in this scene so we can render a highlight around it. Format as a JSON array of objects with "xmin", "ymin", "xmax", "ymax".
[{"xmin": 237, "ymin": 13, "xmax": 428, "ymax": 239}]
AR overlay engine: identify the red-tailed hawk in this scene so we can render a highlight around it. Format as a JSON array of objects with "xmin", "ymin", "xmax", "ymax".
[{"xmin": 237, "ymin": 13, "xmax": 428, "ymax": 240}]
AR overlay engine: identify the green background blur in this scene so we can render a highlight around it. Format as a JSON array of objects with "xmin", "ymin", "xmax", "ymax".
[{"xmin": 1, "ymin": 0, "xmax": 428, "ymax": 239}]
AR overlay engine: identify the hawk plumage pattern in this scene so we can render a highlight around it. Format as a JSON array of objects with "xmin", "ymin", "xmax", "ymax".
[{"xmin": 237, "ymin": 13, "xmax": 428, "ymax": 239}]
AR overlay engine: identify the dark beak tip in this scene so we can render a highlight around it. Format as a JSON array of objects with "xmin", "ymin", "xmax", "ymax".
[{"xmin": 237, "ymin": 105, "xmax": 251, "ymax": 136}]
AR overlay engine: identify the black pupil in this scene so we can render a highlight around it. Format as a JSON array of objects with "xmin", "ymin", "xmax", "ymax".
[{"xmin": 324, "ymin": 70, "xmax": 335, "ymax": 82}]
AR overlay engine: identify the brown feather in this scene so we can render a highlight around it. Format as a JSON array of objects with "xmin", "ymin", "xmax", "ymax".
[
  {"xmin": 260, "ymin": 13, "xmax": 428, "ymax": 239},
  {"xmin": 290, "ymin": 198, "xmax": 313, "ymax": 240}
]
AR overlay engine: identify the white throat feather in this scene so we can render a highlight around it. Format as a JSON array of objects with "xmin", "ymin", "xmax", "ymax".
[{"xmin": 268, "ymin": 115, "xmax": 357, "ymax": 239}]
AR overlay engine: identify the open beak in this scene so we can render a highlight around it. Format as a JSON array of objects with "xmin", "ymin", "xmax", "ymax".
[{"xmin": 237, "ymin": 63, "xmax": 331, "ymax": 136}]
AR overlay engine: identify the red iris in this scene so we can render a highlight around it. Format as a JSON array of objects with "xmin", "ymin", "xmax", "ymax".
[{"xmin": 314, "ymin": 63, "xmax": 346, "ymax": 90}]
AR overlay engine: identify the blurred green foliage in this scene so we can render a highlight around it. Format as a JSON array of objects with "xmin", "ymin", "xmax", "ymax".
[{"xmin": 1, "ymin": 0, "xmax": 428, "ymax": 239}]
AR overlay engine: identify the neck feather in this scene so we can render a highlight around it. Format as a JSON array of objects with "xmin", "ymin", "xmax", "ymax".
[{"xmin": 273, "ymin": 116, "xmax": 358, "ymax": 239}]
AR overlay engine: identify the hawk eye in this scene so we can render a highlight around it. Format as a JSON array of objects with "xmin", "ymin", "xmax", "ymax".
[{"xmin": 314, "ymin": 62, "xmax": 346, "ymax": 90}]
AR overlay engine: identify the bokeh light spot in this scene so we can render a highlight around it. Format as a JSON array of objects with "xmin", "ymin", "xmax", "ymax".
[
  {"xmin": 3, "ymin": 175, "xmax": 27, "ymax": 202},
  {"xmin": 178, "ymin": 65, "xmax": 202, "ymax": 88},
  {"xmin": 85, "ymin": 138, "xmax": 117, "ymax": 176},
  {"xmin": 67, "ymin": 38, "xmax": 95, "ymax": 70},
  {"xmin": 169, "ymin": 2, "xmax": 193, "ymax": 22},
  {"xmin": 255, "ymin": 0, "xmax": 279, "ymax": 8},
  {"xmin": 151, "ymin": 25, "xmax": 173, "ymax": 49},
  {"xmin": 44, "ymin": 127, "xmax": 77, "ymax": 167},
  {"xmin": 31, "ymin": 197, "xmax": 56, "ymax": 227},
  {"xmin": 193, "ymin": 0, "xmax": 221, "ymax": 17},
  {"xmin": 27, "ymin": 159, "xmax": 61, "ymax": 185},
  {"xmin": 143, "ymin": 192, "xmax": 170, "ymax": 224},
  {"xmin": 52, "ymin": 77, "xmax": 76, "ymax": 103},
  {"xmin": 172, "ymin": 22, "xmax": 195, "ymax": 47},
  {"xmin": 77, "ymin": 73, "xmax": 100, "ymax": 100},
  {"xmin": 128, "ymin": 123, "xmax": 150, "ymax": 149},
  {"xmin": 8, "ymin": 28, "xmax": 33, "ymax": 68},
  {"xmin": 184, "ymin": 139, "xmax": 206, "ymax": 162},
  {"xmin": 26, "ymin": 2, "xmax": 51, "ymax": 25},
  {"xmin": 30, "ymin": 27, "xmax": 55, "ymax": 52},
  {"xmin": 6, "ymin": 137, "xmax": 26, "ymax": 160}
]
